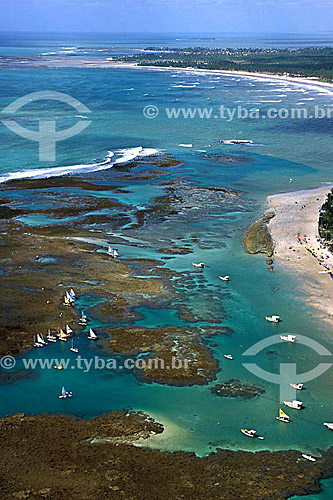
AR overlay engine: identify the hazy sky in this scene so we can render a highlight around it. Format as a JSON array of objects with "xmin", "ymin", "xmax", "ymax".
[{"xmin": 0, "ymin": 0, "xmax": 332, "ymax": 33}]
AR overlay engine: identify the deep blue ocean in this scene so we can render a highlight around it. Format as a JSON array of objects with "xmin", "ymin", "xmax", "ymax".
[{"xmin": 0, "ymin": 32, "xmax": 333, "ymax": 498}]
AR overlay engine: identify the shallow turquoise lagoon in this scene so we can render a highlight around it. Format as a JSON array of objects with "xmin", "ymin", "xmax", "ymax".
[{"xmin": 0, "ymin": 33, "xmax": 333, "ymax": 497}]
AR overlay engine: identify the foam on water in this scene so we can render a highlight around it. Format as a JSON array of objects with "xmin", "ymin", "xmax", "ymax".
[{"xmin": 0, "ymin": 147, "xmax": 158, "ymax": 184}]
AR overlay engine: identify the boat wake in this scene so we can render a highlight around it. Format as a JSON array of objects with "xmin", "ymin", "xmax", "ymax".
[{"xmin": 0, "ymin": 146, "xmax": 158, "ymax": 184}]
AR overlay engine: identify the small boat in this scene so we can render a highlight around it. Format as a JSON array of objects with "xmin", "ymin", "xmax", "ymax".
[
  {"xmin": 37, "ymin": 334, "xmax": 48, "ymax": 346},
  {"xmin": 192, "ymin": 262, "xmax": 205, "ymax": 268},
  {"xmin": 54, "ymin": 365, "xmax": 64, "ymax": 370},
  {"xmin": 113, "ymin": 249, "xmax": 119, "ymax": 258},
  {"xmin": 33, "ymin": 335, "xmax": 44, "ymax": 348},
  {"xmin": 63, "ymin": 295, "xmax": 70, "ymax": 306},
  {"xmin": 284, "ymin": 400, "xmax": 303, "ymax": 410},
  {"xmin": 58, "ymin": 386, "xmax": 73, "ymax": 399},
  {"xmin": 324, "ymin": 422, "xmax": 333, "ymax": 430},
  {"xmin": 46, "ymin": 330, "xmax": 57, "ymax": 343},
  {"xmin": 87, "ymin": 328, "xmax": 97, "ymax": 340},
  {"xmin": 107, "ymin": 245, "xmax": 113, "ymax": 256},
  {"xmin": 65, "ymin": 325, "xmax": 73, "ymax": 337},
  {"xmin": 241, "ymin": 429, "xmax": 257, "ymax": 438},
  {"xmin": 221, "ymin": 140, "xmax": 254, "ymax": 145},
  {"xmin": 276, "ymin": 408, "xmax": 291, "ymax": 423},
  {"xmin": 69, "ymin": 288, "xmax": 76, "ymax": 300},
  {"xmin": 224, "ymin": 354, "xmax": 234, "ymax": 360},
  {"xmin": 302, "ymin": 454, "xmax": 316, "ymax": 462},
  {"xmin": 219, "ymin": 276, "xmax": 230, "ymax": 281},
  {"xmin": 280, "ymin": 334, "xmax": 297, "ymax": 343},
  {"xmin": 58, "ymin": 329, "xmax": 68, "ymax": 342},
  {"xmin": 70, "ymin": 338, "xmax": 79, "ymax": 353},
  {"xmin": 79, "ymin": 311, "xmax": 88, "ymax": 325},
  {"xmin": 265, "ymin": 315, "xmax": 281, "ymax": 323},
  {"xmin": 290, "ymin": 383, "xmax": 303, "ymax": 390}
]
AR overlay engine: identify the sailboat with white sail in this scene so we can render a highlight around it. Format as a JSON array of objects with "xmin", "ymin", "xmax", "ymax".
[
  {"xmin": 87, "ymin": 329, "xmax": 97, "ymax": 340},
  {"xmin": 70, "ymin": 338, "xmax": 79, "ymax": 353},
  {"xmin": 65, "ymin": 325, "xmax": 73, "ymax": 337}
]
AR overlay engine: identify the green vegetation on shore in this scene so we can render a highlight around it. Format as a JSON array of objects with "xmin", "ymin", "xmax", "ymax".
[{"xmin": 113, "ymin": 47, "xmax": 333, "ymax": 82}]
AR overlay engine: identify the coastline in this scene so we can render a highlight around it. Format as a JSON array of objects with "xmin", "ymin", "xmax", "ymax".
[
  {"xmin": 268, "ymin": 185, "xmax": 333, "ymax": 322},
  {"xmin": 23, "ymin": 57, "xmax": 333, "ymax": 92},
  {"xmin": 106, "ymin": 61, "xmax": 333, "ymax": 92}
]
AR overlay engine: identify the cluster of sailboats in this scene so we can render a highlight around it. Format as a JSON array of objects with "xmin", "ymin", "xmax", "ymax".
[
  {"xmin": 63, "ymin": 288, "xmax": 76, "ymax": 307},
  {"xmin": 34, "ymin": 286, "xmax": 98, "ymax": 351}
]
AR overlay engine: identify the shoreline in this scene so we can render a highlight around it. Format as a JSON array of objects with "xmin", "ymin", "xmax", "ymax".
[
  {"xmin": 268, "ymin": 185, "xmax": 333, "ymax": 322},
  {"xmin": 19, "ymin": 56, "xmax": 333, "ymax": 92},
  {"xmin": 106, "ymin": 61, "xmax": 333, "ymax": 92}
]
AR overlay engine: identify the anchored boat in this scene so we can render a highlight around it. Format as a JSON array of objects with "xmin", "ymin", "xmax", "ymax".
[
  {"xmin": 284, "ymin": 400, "xmax": 303, "ymax": 410},
  {"xmin": 324, "ymin": 422, "xmax": 333, "ymax": 430},
  {"xmin": 241, "ymin": 429, "xmax": 257, "ymax": 438},
  {"xmin": 192, "ymin": 262, "xmax": 205, "ymax": 268},
  {"xmin": 224, "ymin": 354, "xmax": 234, "ymax": 360},
  {"xmin": 219, "ymin": 275, "xmax": 230, "ymax": 281},
  {"xmin": 280, "ymin": 334, "xmax": 297, "ymax": 343},
  {"xmin": 265, "ymin": 315, "xmax": 281, "ymax": 323},
  {"xmin": 302, "ymin": 454, "xmax": 316, "ymax": 462},
  {"xmin": 290, "ymin": 383, "xmax": 303, "ymax": 390}
]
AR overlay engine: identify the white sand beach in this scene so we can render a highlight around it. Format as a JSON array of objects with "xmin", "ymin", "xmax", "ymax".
[
  {"xmin": 106, "ymin": 61, "xmax": 333, "ymax": 92},
  {"xmin": 268, "ymin": 186, "xmax": 333, "ymax": 321}
]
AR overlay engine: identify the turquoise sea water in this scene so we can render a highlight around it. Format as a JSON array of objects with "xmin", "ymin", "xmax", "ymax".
[{"xmin": 0, "ymin": 33, "xmax": 333, "ymax": 498}]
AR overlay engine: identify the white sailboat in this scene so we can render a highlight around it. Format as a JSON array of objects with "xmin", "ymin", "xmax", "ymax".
[
  {"xmin": 37, "ymin": 333, "xmax": 47, "ymax": 346},
  {"xmin": 46, "ymin": 330, "xmax": 57, "ymax": 343},
  {"xmin": 87, "ymin": 329, "xmax": 97, "ymax": 340},
  {"xmin": 33, "ymin": 335, "xmax": 44, "ymax": 348},
  {"xmin": 65, "ymin": 325, "xmax": 73, "ymax": 337},
  {"xmin": 70, "ymin": 338, "xmax": 79, "ymax": 353}
]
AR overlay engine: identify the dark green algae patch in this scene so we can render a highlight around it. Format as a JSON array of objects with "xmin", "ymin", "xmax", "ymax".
[
  {"xmin": 243, "ymin": 211, "xmax": 275, "ymax": 257},
  {"xmin": 1, "ymin": 411, "xmax": 333, "ymax": 500},
  {"xmin": 1, "ymin": 158, "xmax": 333, "ymax": 499}
]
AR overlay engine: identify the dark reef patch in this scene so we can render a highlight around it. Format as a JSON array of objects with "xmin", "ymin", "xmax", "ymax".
[{"xmin": 211, "ymin": 379, "xmax": 266, "ymax": 399}]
